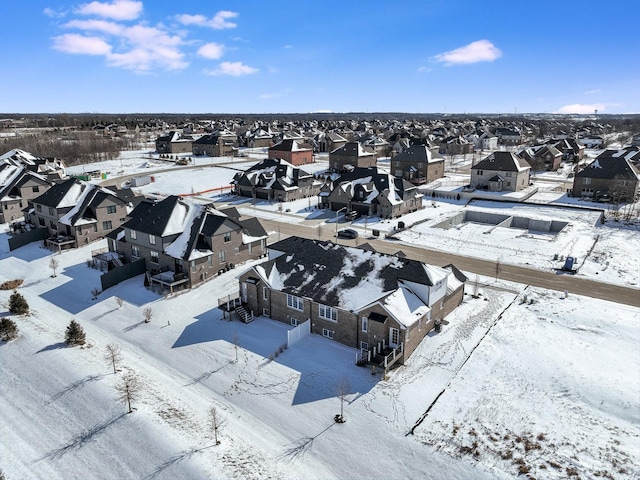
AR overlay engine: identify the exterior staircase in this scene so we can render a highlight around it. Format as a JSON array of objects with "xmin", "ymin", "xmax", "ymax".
[{"xmin": 235, "ymin": 305, "xmax": 254, "ymax": 323}]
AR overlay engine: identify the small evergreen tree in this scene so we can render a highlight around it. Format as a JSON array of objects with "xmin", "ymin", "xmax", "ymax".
[
  {"xmin": 8, "ymin": 291, "xmax": 28, "ymax": 315},
  {"xmin": 65, "ymin": 319, "xmax": 86, "ymax": 346},
  {"xmin": 0, "ymin": 317, "xmax": 19, "ymax": 341}
]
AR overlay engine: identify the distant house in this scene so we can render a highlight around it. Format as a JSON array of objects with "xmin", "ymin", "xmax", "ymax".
[
  {"xmin": 0, "ymin": 148, "xmax": 66, "ymax": 180},
  {"xmin": 494, "ymin": 127, "xmax": 522, "ymax": 146},
  {"xmin": 31, "ymin": 178, "xmax": 130, "ymax": 250},
  {"xmin": 551, "ymin": 138, "xmax": 585, "ymax": 161},
  {"xmin": 518, "ymin": 144, "xmax": 562, "ymax": 171},
  {"xmin": 315, "ymin": 131, "xmax": 348, "ymax": 153},
  {"xmin": 329, "ymin": 142, "xmax": 377, "ymax": 172},
  {"xmin": 246, "ymin": 128, "xmax": 274, "ymax": 148},
  {"xmin": 232, "ymin": 158, "xmax": 322, "ymax": 202},
  {"xmin": 571, "ymin": 149, "xmax": 640, "ymax": 202},
  {"xmin": 319, "ymin": 167, "xmax": 423, "ymax": 218},
  {"xmin": 438, "ymin": 136, "xmax": 473, "ymax": 156},
  {"xmin": 470, "ymin": 152, "xmax": 531, "ymax": 192},
  {"xmin": 390, "ymin": 145, "xmax": 445, "ymax": 185},
  {"xmin": 155, "ymin": 131, "xmax": 193, "ymax": 154},
  {"xmin": 268, "ymin": 139, "xmax": 314, "ymax": 166},
  {"xmin": 192, "ymin": 133, "xmax": 236, "ymax": 157},
  {"xmin": 0, "ymin": 163, "xmax": 53, "ymax": 224},
  {"xmin": 238, "ymin": 236, "xmax": 466, "ymax": 367},
  {"xmin": 578, "ymin": 135, "xmax": 604, "ymax": 148},
  {"xmin": 110, "ymin": 196, "xmax": 268, "ymax": 292}
]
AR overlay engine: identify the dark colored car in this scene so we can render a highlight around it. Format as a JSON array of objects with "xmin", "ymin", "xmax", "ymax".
[{"xmin": 337, "ymin": 228, "xmax": 358, "ymax": 239}]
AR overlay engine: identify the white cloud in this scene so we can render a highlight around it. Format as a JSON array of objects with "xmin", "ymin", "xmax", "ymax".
[
  {"xmin": 259, "ymin": 89, "xmax": 290, "ymax": 99},
  {"xmin": 52, "ymin": 33, "xmax": 112, "ymax": 55},
  {"xmin": 555, "ymin": 103, "xmax": 606, "ymax": 114},
  {"xmin": 434, "ymin": 39, "xmax": 502, "ymax": 66},
  {"xmin": 197, "ymin": 43, "xmax": 224, "ymax": 60},
  {"xmin": 584, "ymin": 89, "xmax": 602, "ymax": 95},
  {"xmin": 76, "ymin": 0, "xmax": 143, "ymax": 21},
  {"xmin": 206, "ymin": 61, "xmax": 258, "ymax": 76},
  {"xmin": 43, "ymin": 7, "xmax": 67, "ymax": 18},
  {"xmin": 175, "ymin": 10, "xmax": 238, "ymax": 29},
  {"xmin": 64, "ymin": 19, "xmax": 124, "ymax": 35}
]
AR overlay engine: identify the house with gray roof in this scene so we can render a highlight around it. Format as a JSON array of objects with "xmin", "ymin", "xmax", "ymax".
[
  {"xmin": 0, "ymin": 163, "xmax": 52, "ymax": 224},
  {"xmin": 390, "ymin": 145, "xmax": 445, "ymax": 185},
  {"xmin": 238, "ymin": 236, "xmax": 466, "ymax": 367},
  {"xmin": 110, "ymin": 195, "xmax": 268, "ymax": 292},
  {"xmin": 329, "ymin": 142, "xmax": 377, "ymax": 172},
  {"xmin": 571, "ymin": 149, "xmax": 640, "ymax": 202},
  {"xmin": 470, "ymin": 152, "xmax": 531, "ymax": 192}
]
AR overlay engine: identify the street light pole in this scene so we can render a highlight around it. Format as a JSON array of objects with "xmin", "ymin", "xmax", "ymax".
[{"xmin": 335, "ymin": 207, "xmax": 347, "ymax": 234}]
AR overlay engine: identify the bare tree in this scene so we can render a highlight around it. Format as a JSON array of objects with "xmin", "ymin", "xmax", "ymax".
[
  {"xmin": 335, "ymin": 376, "xmax": 351, "ymax": 423},
  {"xmin": 115, "ymin": 296, "xmax": 124, "ymax": 308},
  {"xmin": 49, "ymin": 257, "xmax": 59, "ymax": 277},
  {"xmin": 115, "ymin": 370, "xmax": 141, "ymax": 414},
  {"xmin": 495, "ymin": 257, "xmax": 502, "ymax": 281},
  {"xmin": 104, "ymin": 343, "xmax": 123, "ymax": 374},
  {"xmin": 232, "ymin": 331, "xmax": 240, "ymax": 363},
  {"xmin": 143, "ymin": 308, "xmax": 153, "ymax": 323},
  {"xmin": 209, "ymin": 405, "xmax": 226, "ymax": 445}
]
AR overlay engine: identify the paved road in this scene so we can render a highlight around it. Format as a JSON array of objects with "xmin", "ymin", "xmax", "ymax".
[{"xmin": 260, "ymin": 217, "xmax": 640, "ymax": 308}]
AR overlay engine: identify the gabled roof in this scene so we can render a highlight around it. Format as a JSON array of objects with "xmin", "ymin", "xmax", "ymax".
[
  {"xmin": 258, "ymin": 237, "xmax": 448, "ymax": 317},
  {"xmin": 392, "ymin": 145, "xmax": 444, "ymax": 164},
  {"xmin": 330, "ymin": 142, "xmax": 375, "ymax": 157},
  {"xmin": 472, "ymin": 151, "xmax": 530, "ymax": 172},
  {"xmin": 574, "ymin": 154, "xmax": 640, "ymax": 180},
  {"xmin": 0, "ymin": 164, "xmax": 50, "ymax": 200},
  {"xmin": 269, "ymin": 139, "xmax": 312, "ymax": 153},
  {"xmin": 59, "ymin": 184, "xmax": 123, "ymax": 226},
  {"xmin": 123, "ymin": 195, "xmax": 187, "ymax": 237},
  {"xmin": 32, "ymin": 178, "xmax": 82, "ymax": 208}
]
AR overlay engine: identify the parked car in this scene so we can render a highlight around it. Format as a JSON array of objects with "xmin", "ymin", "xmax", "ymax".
[
  {"xmin": 337, "ymin": 228, "xmax": 358, "ymax": 239},
  {"xmin": 345, "ymin": 211, "xmax": 359, "ymax": 221}
]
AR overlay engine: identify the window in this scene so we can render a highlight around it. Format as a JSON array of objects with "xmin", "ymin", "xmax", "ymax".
[
  {"xmin": 36, "ymin": 204, "xmax": 42, "ymax": 212},
  {"xmin": 191, "ymin": 261, "xmax": 196, "ymax": 272},
  {"xmin": 506, "ymin": 182, "xmax": 511, "ymax": 187},
  {"xmin": 50, "ymin": 220, "xmax": 57, "ymax": 230},
  {"xmin": 361, "ymin": 316, "xmax": 368, "ymax": 332},
  {"xmin": 263, "ymin": 308, "xmax": 270, "ymax": 317},
  {"xmin": 38, "ymin": 217, "xmax": 45, "ymax": 227},
  {"xmin": 102, "ymin": 220, "xmax": 112, "ymax": 230},
  {"xmin": 319, "ymin": 304, "xmax": 337, "ymax": 322},
  {"xmin": 207, "ymin": 255, "xmax": 213, "ymax": 267},
  {"xmin": 395, "ymin": 169, "xmax": 403, "ymax": 177},
  {"xmin": 322, "ymin": 328, "xmax": 334, "ymax": 339},
  {"xmin": 263, "ymin": 287, "xmax": 268, "ymax": 300},
  {"xmin": 360, "ymin": 341, "xmax": 369, "ymax": 351},
  {"xmin": 107, "ymin": 205, "xmax": 117, "ymax": 214},
  {"xmin": 94, "ymin": 224, "xmax": 98, "ymax": 233},
  {"xmin": 76, "ymin": 226, "xmax": 82, "ymax": 234},
  {"xmin": 131, "ymin": 246, "xmax": 140, "ymax": 258},
  {"xmin": 32, "ymin": 186, "xmax": 40, "ymax": 193},
  {"xmin": 150, "ymin": 251, "xmax": 159, "ymax": 264},
  {"xmin": 224, "ymin": 232, "xmax": 231, "ymax": 242},
  {"xmin": 149, "ymin": 234, "xmax": 156, "ymax": 245},
  {"xmin": 219, "ymin": 250, "xmax": 226, "ymax": 263},
  {"xmin": 49, "ymin": 207, "xmax": 55, "ymax": 216},
  {"xmin": 2, "ymin": 204, "xmax": 6, "ymax": 210},
  {"xmin": 286, "ymin": 294, "xmax": 303, "ymax": 311},
  {"xmin": 477, "ymin": 170, "xmax": 483, "ymax": 176},
  {"xmin": 506, "ymin": 172, "xmax": 512, "ymax": 177},
  {"xmin": 583, "ymin": 177, "xmax": 591, "ymax": 185},
  {"xmin": 290, "ymin": 318, "xmax": 298, "ymax": 326},
  {"xmin": 130, "ymin": 230, "xmax": 137, "ymax": 240}
]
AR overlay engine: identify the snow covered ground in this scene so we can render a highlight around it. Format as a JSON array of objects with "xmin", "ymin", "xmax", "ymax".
[{"xmin": 1, "ymin": 230, "xmax": 638, "ymax": 479}]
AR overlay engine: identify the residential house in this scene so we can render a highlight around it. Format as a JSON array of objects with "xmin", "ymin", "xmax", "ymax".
[
  {"xmin": 578, "ymin": 135, "xmax": 604, "ymax": 148},
  {"xmin": 518, "ymin": 144, "xmax": 562, "ymax": 171},
  {"xmin": 571, "ymin": 149, "xmax": 640, "ymax": 202},
  {"xmin": 31, "ymin": 178, "xmax": 130, "ymax": 249},
  {"xmin": 232, "ymin": 158, "xmax": 322, "ymax": 202},
  {"xmin": 329, "ymin": 142, "xmax": 377, "ymax": 172},
  {"xmin": 110, "ymin": 196, "xmax": 268, "ymax": 292},
  {"xmin": 551, "ymin": 138, "xmax": 585, "ymax": 161},
  {"xmin": 0, "ymin": 148, "xmax": 66, "ymax": 180},
  {"xmin": 268, "ymin": 139, "xmax": 314, "ymax": 166},
  {"xmin": 438, "ymin": 135, "xmax": 474, "ymax": 156},
  {"xmin": 192, "ymin": 133, "xmax": 236, "ymax": 157},
  {"xmin": 494, "ymin": 127, "xmax": 522, "ymax": 146},
  {"xmin": 470, "ymin": 151, "xmax": 531, "ymax": 192},
  {"xmin": 246, "ymin": 128, "xmax": 274, "ymax": 148},
  {"xmin": 319, "ymin": 167, "xmax": 423, "ymax": 218},
  {"xmin": 314, "ymin": 131, "xmax": 348, "ymax": 153},
  {"xmin": 238, "ymin": 236, "xmax": 466, "ymax": 366},
  {"xmin": 390, "ymin": 145, "xmax": 445, "ymax": 185},
  {"xmin": 155, "ymin": 131, "xmax": 193, "ymax": 154},
  {"xmin": 0, "ymin": 163, "xmax": 53, "ymax": 224}
]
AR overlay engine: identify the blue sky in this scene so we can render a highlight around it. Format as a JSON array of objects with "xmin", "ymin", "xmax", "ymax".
[{"xmin": 3, "ymin": 0, "xmax": 639, "ymax": 114}]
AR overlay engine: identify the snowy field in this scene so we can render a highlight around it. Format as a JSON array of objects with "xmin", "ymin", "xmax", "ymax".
[{"xmin": 1, "ymin": 230, "xmax": 638, "ymax": 479}]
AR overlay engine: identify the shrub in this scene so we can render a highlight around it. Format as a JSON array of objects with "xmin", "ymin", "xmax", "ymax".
[
  {"xmin": 65, "ymin": 319, "xmax": 86, "ymax": 346},
  {"xmin": 8, "ymin": 291, "xmax": 29, "ymax": 315},
  {"xmin": 0, "ymin": 317, "xmax": 19, "ymax": 341},
  {"xmin": 0, "ymin": 279, "xmax": 23, "ymax": 290}
]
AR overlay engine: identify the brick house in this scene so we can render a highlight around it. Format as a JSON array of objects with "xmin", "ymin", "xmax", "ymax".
[
  {"xmin": 329, "ymin": 142, "xmax": 377, "ymax": 172},
  {"xmin": 110, "ymin": 196, "xmax": 268, "ymax": 292},
  {"xmin": 268, "ymin": 139, "xmax": 314, "ymax": 166},
  {"xmin": 390, "ymin": 145, "xmax": 445, "ymax": 185},
  {"xmin": 0, "ymin": 148, "xmax": 66, "ymax": 181},
  {"xmin": 571, "ymin": 149, "xmax": 640, "ymax": 202},
  {"xmin": 470, "ymin": 152, "xmax": 531, "ymax": 192},
  {"xmin": 31, "ymin": 178, "xmax": 130, "ymax": 249},
  {"xmin": 232, "ymin": 158, "xmax": 322, "ymax": 202},
  {"xmin": 155, "ymin": 131, "xmax": 193, "ymax": 154},
  {"xmin": 192, "ymin": 133, "xmax": 236, "ymax": 157},
  {"xmin": 0, "ymin": 163, "xmax": 52, "ymax": 224},
  {"xmin": 238, "ymin": 237, "xmax": 466, "ymax": 366},
  {"xmin": 319, "ymin": 167, "xmax": 423, "ymax": 219},
  {"xmin": 518, "ymin": 144, "xmax": 563, "ymax": 171}
]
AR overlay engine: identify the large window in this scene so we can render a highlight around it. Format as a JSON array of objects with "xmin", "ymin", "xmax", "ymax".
[
  {"xmin": 131, "ymin": 246, "xmax": 140, "ymax": 258},
  {"xmin": 224, "ymin": 232, "xmax": 231, "ymax": 242},
  {"xmin": 286, "ymin": 294, "xmax": 303, "ymax": 311},
  {"xmin": 130, "ymin": 230, "xmax": 137, "ymax": 240},
  {"xmin": 149, "ymin": 234, "xmax": 156, "ymax": 245},
  {"xmin": 107, "ymin": 205, "xmax": 117, "ymax": 214},
  {"xmin": 361, "ymin": 316, "xmax": 368, "ymax": 332},
  {"xmin": 49, "ymin": 207, "xmax": 54, "ymax": 215},
  {"xmin": 102, "ymin": 220, "xmax": 112, "ymax": 230},
  {"xmin": 319, "ymin": 304, "xmax": 337, "ymax": 322},
  {"xmin": 150, "ymin": 251, "xmax": 159, "ymax": 264},
  {"xmin": 219, "ymin": 250, "xmax": 226, "ymax": 263}
]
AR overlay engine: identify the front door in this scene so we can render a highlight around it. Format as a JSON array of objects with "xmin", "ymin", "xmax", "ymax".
[{"xmin": 389, "ymin": 327, "xmax": 400, "ymax": 348}]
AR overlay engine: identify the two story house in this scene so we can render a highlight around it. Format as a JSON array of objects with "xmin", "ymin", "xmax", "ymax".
[
  {"xmin": 329, "ymin": 142, "xmax": 377, "ymax": 172},
  {"xmin": 238, "ymin": 236, "xmax": 466, "ymax": 366},
  {"xmin": 268, "ymin": 139, "xmax": 314, "ymax": 166},
  {"xmin": 192, "ymin": 133, "xmax": 236, "ymax": 157},
  {"xmin": 0, "ymin": 163, "xmax": 52, "ymax": 224},
  {"xmin": 390, "ymin": 145, "xmax": 445, "ymax": 185},
  {"xmin": 470, "ymin": 152, "xmax": 531, "ymax": 192},
  {"xmin": 110, "ymin": 195, "xmax": 268, "ymax": 292},
  {"xmin": 155, "ymin": 131, "xmax": 194, "ymax": 154},
  {"xmin": 571, "ymin": 149, "xmax": 640, "ymax": 202}
]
